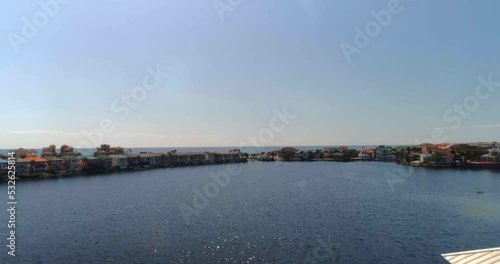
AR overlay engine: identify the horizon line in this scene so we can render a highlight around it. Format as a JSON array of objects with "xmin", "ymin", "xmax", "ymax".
[{"xmin": 1, "ymin": 142, "xmax": 498, "ymax": 150}]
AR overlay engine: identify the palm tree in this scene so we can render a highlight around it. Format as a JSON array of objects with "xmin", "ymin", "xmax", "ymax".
[
  {"xmin": 29, "ymin": 160, "xmax": 36, "ymax": 174},
  {"xmin": 47, "ymin": 160, "xmax": 52, "ymax": 171},
  {"xmin": 161, "ymin": 154, "xmax": 166, "ymax": 167},
  {"xmin": 168, "ymin": 152, "xmax": 174, "ymax": 167}
]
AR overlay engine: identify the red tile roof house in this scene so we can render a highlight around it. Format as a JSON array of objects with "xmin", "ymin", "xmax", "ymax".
[
  {"xmin": 23, "ymin": 157, "xmax": 48, "ymax": 174},
  {"xmin": 358, "ymin": 147, "xmax": 375, "ymax": 160},
  {"xmin": 420, "ymin": 146, "xmax": 453, "ymax": 164}
]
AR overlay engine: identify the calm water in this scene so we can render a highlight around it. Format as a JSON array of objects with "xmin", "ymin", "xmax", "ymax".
[{"xmin": 1, "ymin": 162, "xmax": 499, "ymax": 263}]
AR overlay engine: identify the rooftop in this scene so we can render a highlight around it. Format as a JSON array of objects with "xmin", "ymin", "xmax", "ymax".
[
  {"xmin": 24, "ymin": 157, "xmax": 47, "ymax": 162},
  {"xmin": 442, "ymin": 247, "xmax": 500, "ymax": 264}
]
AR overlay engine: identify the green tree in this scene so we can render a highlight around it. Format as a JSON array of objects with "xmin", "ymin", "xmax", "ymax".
[
  {"xmin": 431, "ymin": 152, "xmax": 443, "ymax": 163},
  {"xmin": 341, "ymin": 149, "xmax": 359, "ymax": 161},
  {"xmin": 281, "ymin": 148, "xmax": 296, "ymax": 161}
]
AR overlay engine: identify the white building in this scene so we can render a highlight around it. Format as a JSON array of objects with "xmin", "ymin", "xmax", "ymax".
[
  {"xmin": 108, "ymin": 155, "xmax": 128, "ymax": 169},
  {"xmin": 480, "ymin": 143, "xmax": 499, "ymax": 163},
  {"xmin": 376, "ymin": 147, "xmax": 395, "ymax": 161},
  {"xmin": 358, "ymin": 147, "xmax": 375, "ymax": 160}
]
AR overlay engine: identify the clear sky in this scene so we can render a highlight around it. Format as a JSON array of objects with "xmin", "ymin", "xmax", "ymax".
[{"xmin": 1, "ymin": 0, "xmax": 499, "ymax": 149}]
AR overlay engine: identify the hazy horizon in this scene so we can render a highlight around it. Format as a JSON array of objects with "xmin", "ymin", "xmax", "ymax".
[
  {"xmin": 1, "ymin": 141, "xmax": 496, "ymax": 152},
  {"xmin": 3, "ymin": 1, "xmax": 500, "ymax": 149}
]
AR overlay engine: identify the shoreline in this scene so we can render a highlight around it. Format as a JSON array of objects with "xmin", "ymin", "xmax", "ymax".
[{"xmin": 4, "ymin": 158, "xmax": 500, "ymax": 182}]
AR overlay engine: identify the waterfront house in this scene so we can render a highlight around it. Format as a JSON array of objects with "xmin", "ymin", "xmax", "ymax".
[
  {"xmin": 214, "ymin": 153, "xmax": 224, "ymax": 163},
  {"xmin": 108, "ymin": 154, "xmax": 128, "ymax": 169},
  {"xmin": 419, "ymin": 151, "xmax": 432, "ymax": 163},
  {"xmin": 420, "ymin": 146, "xmax": 453, "ymax": 164},
  {"xmin": 24, "ymin": 157, "xmax": 48, "ymax": 173},
  {"xmin": 435, "ymin": 147, "xmax": 453, "ymax": 163},
  {"xmin": 15, "ymin": 148, "xmax": 38, "ymax": 159},
  {"xmin": 187, "ymin": 153, "xmax": 206, "ymax": 165},
  {"xmin": 214, "ymin": 152, "xmax": 232, "ymax": 162},
  {"xmin": 138, "ymin": 153, "xmax": 156, "ymax": 168},
  {"xmin": 60, "ymin": 156, "xmax": 82, "ymax": 172},
  {"xmin": 96, "ymin": 144, "xmax": 125, "ymax": 155},
  {"xmin": 188, "ymin": 153, "xmax": 199, "ymax": 164},
  {"xmin": 96, "ymin": 155, "xmax": 112, "ymax": 170},
  {"xmin": 198, "ymin": 153, "xmax": 206, "ymax": 163},
  {"xmin": 126, "ymin": 155, "xmax": 141, "ymax": 169},
  {"xmin": 97, "ymin": 144, "xmax": 111, "ymax": 153},
  {"xmin": 60, "ymin": 144, "xmax": 74, "ymax": 155},
  {"xmin": 411, "ymin": 152, "xmax": 421, "ymax": 162},
  {"xmin": 358, "ymin": 147, "xmax": 375, "ymax": 160},
  {"xmin": 44, "ymin": 156, "xmax": 65, "ymax": 172},
  {"xmin": 231, "ymin": 153, "xmax": 241, "ymax": 162},
  {"xmin": 376, "ymin": 147, "xmax": 395, "ymax": 161},
  {"xmin": 177, "ymin": 153, "xmax": 189, "ymax": 165},
  {"xmin": 15, "ymin": 158, "xmax": 29, "ymax": 175},
  {"xmin": 205, "ymin": 152, "xmax": 215, "ymax": 163},
  {"xmin": 167, "ymin": 153, "xmax": 178, "ymax": 165},
  {"xmin": 153, "ymin": 153, "xmax": 168, "ymax": 167},
  {"xmin": 78, "ymin": 156, "xmax": 99, "ymax": 171},
  {"xmin": 42, "ymin": 145, "xmax": 57, "ymax": 157},
  {"xmin": 111, "ymin": 146, "xmax": 125, "ymax": 154},
  {"xmin": 480, "ymin": 143, "xmax": 499, "ymax": 163},
  {"xmin": 0, "ymin": 159, "xmax": 8, "ymax": 177}
]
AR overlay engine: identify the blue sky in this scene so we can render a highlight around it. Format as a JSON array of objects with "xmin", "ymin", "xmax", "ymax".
[{"xmin": 1, "ymin": 0, "xmax": 499, "ymax": 149}]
